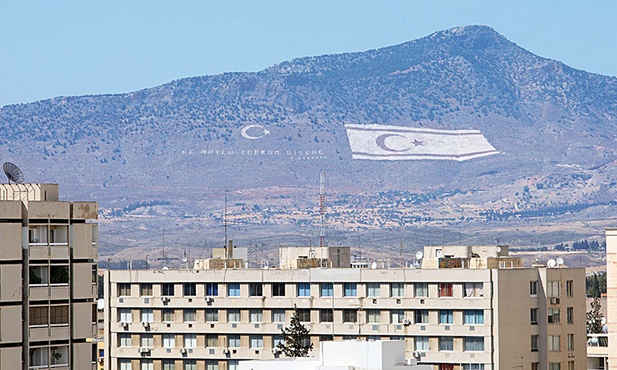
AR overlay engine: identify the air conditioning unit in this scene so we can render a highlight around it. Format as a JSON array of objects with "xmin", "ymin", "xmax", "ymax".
[
  {"xmin": 403, "ymin": 319, "xmax": 411, "ymax": 326},
  {"xmin": 120, "ymin": 321, "xmax": 129, "ymax": 328},
  {"xmin": 271, "ymin": 348, "xmax": 281, "ymax": 354},
  {"xmin": 205, "ymin": 297, "xmax": 214, "ymax": 303},
  {"xmin": 137, "ymin": 347, "xmax": 151, "ymax": 353},
  {"xmin": 412, "ymin": 351, "xmax": 421, "ymax": 358},
  {"xmin": 97, "ymin": 357, "xmax": 104, "ymax": 363},
  {"xmin": 222, "ymin": 348, "xmax": 230, "ymax": 354},
  {"xmin": 179, "ymin": 347, "xmax": 187, "ymax": 354},
  {"xmin": 550, "ymin": 298, "xmax": 560, "ymax": 305},
  {"xmin": 141, "ymin": 321, "xmax": 150, "ymax": 327},
  {"xmin": 160, "ymin": 296, "xmax": 170, "ymax": 303}
]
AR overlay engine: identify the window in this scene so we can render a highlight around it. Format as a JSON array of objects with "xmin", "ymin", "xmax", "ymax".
[
  {"xmin": 297, "ymin": 309, "xmax": 310, "ymax": 322},
  {"xmin": 439, "ymin": 337, "xmax": 454, "ymax": 351},
  {"xmin": 548, "ymin": 335, "xmax": 560, "ymax": 351},
  {"xmin": 50, "ymin": 305, "xmax": 69, "ymax": 325},
  {"xmin": 391, "ymin": 283, "xmax": 404, "ymax": 297},
  {"xmin": 568, "ymin": 361, "xmax": 574, "ymax": 370},
  {"xmin": 547, "ymin": 280, "xmax": 560, "ymax": 298},
  {"xmin": 343, "ymin": 309, "xmax": 357, "ymax": 323},
  {"xmin": 439, "ymin": 310, "xmax": 453, "ymax": 324},
  {"xmin": 391, "ymin": 310, "xmax": 405, "ymax": 324},
  {"xmin": 414, "ymin": 310, "xmax": 429, "ymax": 324},
  {"xmin": 119, "ymin": 308, "xmax": 132, "ymax": 322},
  {"xmin": 250, "ymin": 309, "xmax": 263, "ymax": 323},
  {"xmin": 205, "ymin": 308, "xmax": 218, "ymax": 322},
  {"xmin": 530, "ymin": 308, "xmax": 538, "ymax": 324},
  {"xmin": 566, "ymin": 280, "xmax": 573, "ymax": 297},
  {"xmin": 184, "ymin": 308, "xmax": 196, "ymax": 322},
  {"xmin": 29, "ymin": 266, "xmax": 48, "ymax": 285},
  {"xmin": 207, "ymin": 334, "xmax": 218, "ymax": 347},
  {"xmin": 163, "ymin": 334, "xmax": 175, "ymax": 348},
  {"xmin": 228, "ymin": 309, "xmax": 240, "ymax": 322},
  {"xmin": 531, "ymin": 335, "xmax": 539, "ymax": 352},
  {"xmin": 119, "ymin": 359, "xmax": 132, "ymax": 370},
  {"xmin": 464, "ymin": 310, "xmax": 484, "ymax": 325},
  {"xmin": 184, "ymin": 283, "xmax": 196, "ymax": 297},
  {"xmin": 464, "ymin": 283, "xmax": 483, "ymax": 297},
  {"xmin": 206, "ymin": 360, "xmax": 219, "ymax": 370},
  {"xmin": 549, "ymin": 364, "xmax": 561, "ymax": 370},
  {"xmin": 118, "ymin": 283, "xmax": 131, "ymax": 296},
  {"xmin": 414, "ymin": 283, "xmax": 428, "ymax": 297},
  {"xmin": 50, "ymin": 265, "xmax": 69, "ymax": 284},
  {"xmin": 228, "ymin": 360, "xmax": 239, "ymax": 370},
  {"xmin": 163, "ymin": 309, "xmax": 175, "ymax": 322},
  {"xmin": 463, "ymin": 365, "xmax": 485, "ymax": 370},
  {"xmin": 250, "ymin": 335, "xmax": 264, "ymax": 348},
  {"xmin": 272, "ymin": 283, "xmax": 286, "ymax": 297},
  {"xmin": 206, "ymin": 283, "xmax": 218, "ymax": 296},
  {"xmin": 141, "ymin": 359, "xmax": 154, "ymax": 370},
  {"xmin": 141, "ymin": 309, "xmax": 153, "ymax": 323},
  {"xmin": 320, "ymin": 309, "xmax": 333, "ymax": 323},
  {"xmin": 249, "ymin": 283, "xmax": 263, "ymax": 297},
  {"xmin": 272, "ymin": 309, "xmax": 286, "ymax": 323},
  {"xmin": 141, "ymin": 334, "xmax": 154, "ymax": 347},
  {"xmin": 119, "ymin": 333, "xmax": 131, "ymax": 347},
  {"xmin": 367, "ymin": 283, "xmax": 381, "ymax": 297},
  {"xmin": 568, "ymin": 333, "xmax": 574, "ymax": 351},
  {"xmin": 532, "ymin": 363, "xmax": 539, "ymax": 370},
  {"xmin": 297, "ymin": 283, "xmax": 311, "ymax": 297},
  {"xmin": 184, "ymin": 334, "xmax": 197, "ymax": 348},
  {"xmin": 367, "ymin": 310, "xmax": 381, "ymax": 323},
  {"xmin": 30, "ymin": 306, "xmax": 49, "ymax": 326},
  {"xmin": 415, "ymin": 336, "xmax": 429, "ymax": 351},
  {"xmin": 140, "ymin": 283, "xmax": 152, "ymax": 297},
  {"xmin": 530, "ymin": 280, "xmax": 538, "ymax": 296},
  {"xmin": 567, "ymin": 307, "xmax": 573, "ymax": 324},
  {"xmin": 439, "ymin": 283, "xmax": 453, "ymax": 297},
  {"xmin": 184, "ymin": 360, "xmax": 197, "ymax": 370},
  {"xmin": 464, "ymin": 337, "xmax": 484, "ymax": 351},
  {"xmin": 162, "ymin": 360, "xmax": 175, "ymax": 370},
  {"xmin": 227, "ymin": 283, "xmax": 240, "ymax": 297},
  {"xmin": 162, "ymin": 283, "xmax": 175, "ymax": 296},
  {"xmin": 320, "ymin": 283, "xmax": 333, "ymax": 297},
  {"xmin": 273, "ymin": 335, "xmax": 284, "ymax": 348},
  {"xmin": 344, "ymin": 283, "xmax": 357, "ymax": 297},
  {"xmin": 228, "ymin": 334, "xmax": 241, "ymax": 348},
  {"xmin": 548, "ymin": 308, "xmax": 561, "ymax": 324}
]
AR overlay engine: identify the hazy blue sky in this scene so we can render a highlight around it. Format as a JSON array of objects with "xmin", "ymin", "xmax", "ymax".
[{"xmin": 1, "ymin": 1, "xmax": 615, "ymax": 107}]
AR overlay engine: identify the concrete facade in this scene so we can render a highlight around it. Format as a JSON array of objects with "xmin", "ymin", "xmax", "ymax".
[
  {"xmin": 605, "ymin": 229, "xmax": 617, "ymax": 369},
  {"xmin": 104, "ymin": 246, "xmax": 586, "ymax": 370},
  {"xmin": 0, "ymin": 183, "xmax": 99, "ymax": 369}
]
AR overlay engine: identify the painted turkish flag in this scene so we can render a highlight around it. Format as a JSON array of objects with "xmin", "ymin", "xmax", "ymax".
[{"xmin": 345, "ymin": 124, "xmax": 498, "ymax": 161}]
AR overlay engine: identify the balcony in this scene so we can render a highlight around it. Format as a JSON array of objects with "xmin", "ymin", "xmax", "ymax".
[{"xmin": 587, "ymin": 333, "xmax": 608, "ymax": 358}]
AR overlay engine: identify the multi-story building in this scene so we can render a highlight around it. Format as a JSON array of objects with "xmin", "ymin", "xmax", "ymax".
[
  {"xmin": 0, "ymin": 183, "xmax": 99, "ymax": 369},
  {"xmin": 104, "ymin": 245, "xmax": 587, "ymax": 370}
]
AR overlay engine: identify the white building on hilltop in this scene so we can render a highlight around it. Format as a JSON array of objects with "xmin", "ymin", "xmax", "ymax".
[{"xmin": 239, "ymin": 340, "xmax": 431, "ymax": 370}]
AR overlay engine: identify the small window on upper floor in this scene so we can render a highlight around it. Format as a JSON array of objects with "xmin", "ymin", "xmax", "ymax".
[
  {"xmin": 439, "ymin": 283, "xmax": 453, "ymax": 297},
  {"xmin": 566, "ymin": 280, "xmax": 573, "ymax": 297},
  {"xmin": 140, "ymin": 283, "xmax": 152, "ymax": 297},
  {"xmin": 118, "ymin": 283, "xmax": 131, "ymax": 297},
  {"xmin": 547, "ymin": 281, "xmax": 560, "ymax": 298},
  {"xmin": 530, "ymin": 281, "xmax": 538, "ymax": 296},
  {"xmin": 249, "ymin": 283, "xmax": 263, "ymax": 297},
  {"xmin": 184, "ymin": 283, "xmax": 196, "ymax": 297}
]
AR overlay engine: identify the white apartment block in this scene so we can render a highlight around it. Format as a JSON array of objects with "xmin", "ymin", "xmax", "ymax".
[
  {"xmin": 104, "ymin": 245, "xmax": 587, "ymax": 370},
  {"xmin": 0, "ymin": 183, "xmax": 99, "ymax": 369}
]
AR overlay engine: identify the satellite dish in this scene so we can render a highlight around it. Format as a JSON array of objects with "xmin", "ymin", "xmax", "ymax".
[
  {"xmin": 370, "ymin": 262, "xmax": 377, "ymax": 270},
  {"xmin": 556, "ymin": 257, "xmax": 564, "ymax": 266},
  {"xmin": 97, "ymin": 299, "xmax": 104, "ymax": 311},
  {"xmin": 547, "ymin": 259, "xmax": 556, "ymax": 268},
  {"xmin": 182, "ymin": 257, "xmax": 188, "ymax": 263},
  {"xmin": 3, "ymin": 162, "xmax": 24, "ymax": 184},
  {"xmin": 415, "ymin": 251, "xmax": 424, "ymax": 260},
  {"xmin": 496, "ymin": 247, "xmax": 501, "ymax": 253}
]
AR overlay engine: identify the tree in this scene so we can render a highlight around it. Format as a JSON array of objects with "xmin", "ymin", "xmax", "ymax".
[
  {"xmin": 276, "ymin": 304, "xmax": 313, "ymax": 357},
  {"xmin": 586, "ymin": 297, "xmax": 604, "ymax": 334}
]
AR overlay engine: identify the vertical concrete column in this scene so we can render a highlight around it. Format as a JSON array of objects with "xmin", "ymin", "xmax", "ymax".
[{"xmin": 606, "ymin": 229, "xmax": 617, "ymax": 369}]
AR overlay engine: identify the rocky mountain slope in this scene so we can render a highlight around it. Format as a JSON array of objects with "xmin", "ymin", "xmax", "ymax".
[{"xmin": 2, "ymin": 25, "xmax": 616, "ymax": 255}]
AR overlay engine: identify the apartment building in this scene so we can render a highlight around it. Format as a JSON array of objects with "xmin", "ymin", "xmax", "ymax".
[
  {"xmin": 104, "ymin": 245, "xmax": 587, "ymax": 370},
  {"xmin": 0, "ymin": 183, "xmax": 99, "ymax": 369},
  {"xmin": 605, "ymin": 229, "xmax": 617, "ymax": 369}
]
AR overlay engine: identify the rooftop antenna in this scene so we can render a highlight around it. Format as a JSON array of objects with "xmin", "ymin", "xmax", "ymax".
[
  {"xmin": 3, "ymin": 162, "xmax": 24, "ymax": 184},
  {"xmin": 319, "ymin": 170, "xmax": 326, "ymax": 248},
  {"xmin": 224, "ymin": 187, "xmax": 228, "ymax": 258}
]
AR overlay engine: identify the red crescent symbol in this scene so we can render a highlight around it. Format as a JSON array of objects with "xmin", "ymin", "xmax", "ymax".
[{"xmin": 375, "ymin": 134, "xmax": 413, "ymax": 152}]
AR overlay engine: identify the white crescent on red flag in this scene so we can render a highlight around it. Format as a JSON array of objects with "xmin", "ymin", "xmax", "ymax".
[{"xmin": 345, "ymin": 124, "xmax": 498, "ymax": 161}]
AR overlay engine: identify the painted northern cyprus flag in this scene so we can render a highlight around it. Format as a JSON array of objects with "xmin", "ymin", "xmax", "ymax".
[{"xmin": 345, "ymin": 124, "xmax": 498, "ymax": 161}]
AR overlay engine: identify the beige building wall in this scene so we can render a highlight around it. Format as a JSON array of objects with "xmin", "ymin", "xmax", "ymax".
[
  {"xmin": 0, "ymin": 184, "xmax": 99, "ymax": 370},
  {"xmin": 105, "ymin": 262, "xmax": 586, "ymax": 370},
  {"xmin": 606, "ymin": 229, "xmax": 617, "ymax": 369}
]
